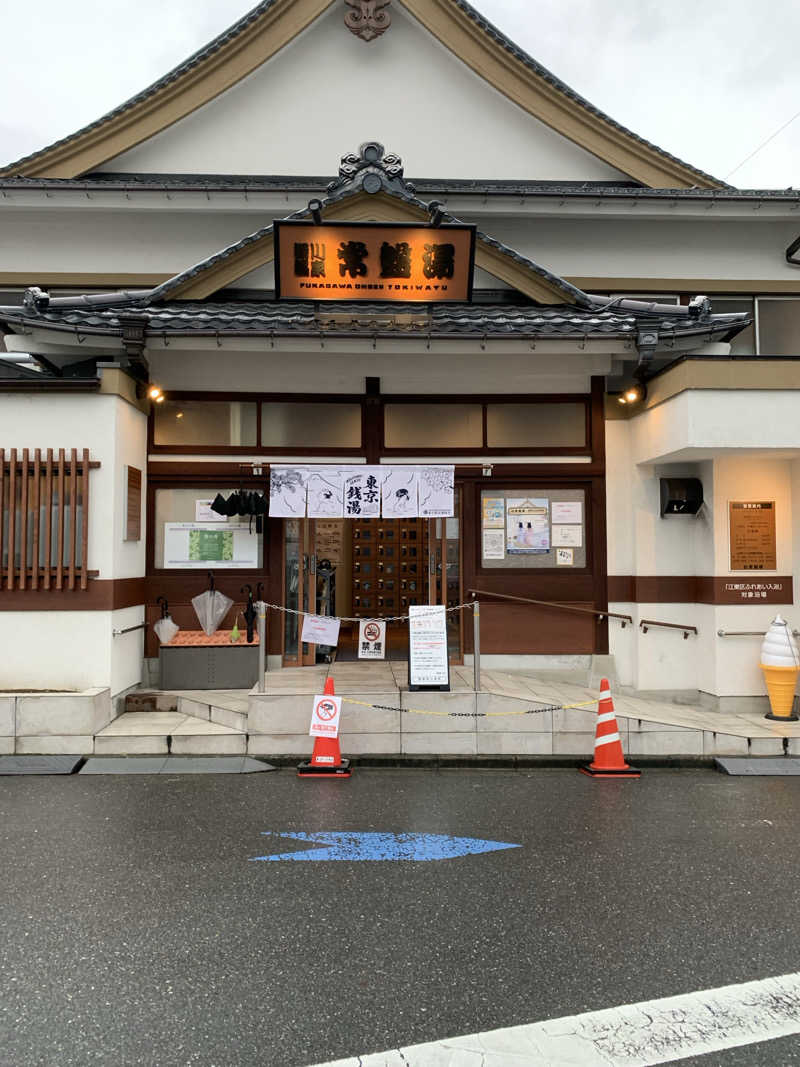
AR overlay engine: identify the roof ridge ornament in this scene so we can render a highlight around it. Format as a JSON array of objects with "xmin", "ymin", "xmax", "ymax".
[
  {"xmin": 327, "ymin": 142, "xmax": 415, "ymax": 197},
  {"xmin": 344, "ymin": 0, "xmax": 392, "ymax": 42}
]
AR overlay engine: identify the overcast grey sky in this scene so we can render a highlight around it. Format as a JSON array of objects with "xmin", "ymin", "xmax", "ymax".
[{"xmin": 1, "ymin": 0, "xmax": 797, "ymax": 187}]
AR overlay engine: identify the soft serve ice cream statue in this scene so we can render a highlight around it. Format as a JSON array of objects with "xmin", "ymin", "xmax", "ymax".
[{"xmin": 760, "ymin": 614, "xmax": 800, "ymax": 721}]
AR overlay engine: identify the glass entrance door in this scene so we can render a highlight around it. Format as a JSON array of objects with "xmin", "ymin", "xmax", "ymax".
[
  {"xmin": 426, "ymin": 490, "xmax": 463, "ymax": 663},
  {"xmin": 282, "ymin": 518, "xmax": 316, "ymax": 666}
]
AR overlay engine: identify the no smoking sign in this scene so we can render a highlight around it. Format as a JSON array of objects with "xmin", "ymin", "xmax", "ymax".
[
  {"xmin": 309, "ymin": 694, "xmax": 342, "ymax": 738},
  {"xmin": 358, "ymin": 619, "xmax": 387, "ymax": 660}
]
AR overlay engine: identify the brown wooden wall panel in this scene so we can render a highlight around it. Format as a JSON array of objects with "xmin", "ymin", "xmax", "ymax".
[
  {"xmin": 478, "ymin": 602, "xmax": 597, "ymax": 655},
  {"xmin": 608, "ymin": 575, "xmax": 794, "ymax": 605},
  {"xmin": 0, "ymin": 577, "xmax": 144, "ymax": 611}
]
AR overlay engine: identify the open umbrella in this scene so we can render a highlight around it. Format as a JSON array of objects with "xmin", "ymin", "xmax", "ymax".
[
  {"xmin": 192, "ymin": 572, "xmax": 234, "ymax": 637},
  {"xmin": 242, "ymin": 584, "xmax": 257, "ymax": 644},
  {"xmin": 154, "ymin": 595, "xmax": 180, "ymax": 645}
]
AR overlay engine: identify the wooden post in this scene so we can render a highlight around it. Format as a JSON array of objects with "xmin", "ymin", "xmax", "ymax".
[
  {"xmin": 68, "ymin": 448, "xmax": 78, "ymax": 590},
  {"xmin": 0, "ymin": 448, "xmax": 4, "ymax": 592},
  {"xmin": 80, "ymin": 448, "xmax": 90, "ymax": 589},
  {"xmin": 31, "ymin": 449, "xmax": 41, "ymax": 590},
  {"xmin": 43, "ymin": 448, "xmax": 53, "ymax": 590},
  {"xmin": 56, "ymin": 448, "xmax": 65, "ymax": 590},
  {"xmin": 19, "ymin": 449, "xmax": 28, "ymax": 591},
  {"xmin": 7, "ymin": 449, "xmax": 16, "ymax": 591}
]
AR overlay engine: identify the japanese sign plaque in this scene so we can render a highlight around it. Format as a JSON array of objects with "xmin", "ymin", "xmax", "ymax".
[
  {"xmin": 275, "ymin": 221, "xmax": 475, "ymax": 303},
  {"xmin": 729, "ymin": 501, "xmax": 777, "ymax": 570}
]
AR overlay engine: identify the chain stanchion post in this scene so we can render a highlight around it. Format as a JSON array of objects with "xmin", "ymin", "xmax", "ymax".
[
  {"xmin": 256, "ymin": 600, "xmax": 267, "ymax": 694},
  {"xmin": 473, "ymin": 599, "xmax": 481, "ymax": 693}
]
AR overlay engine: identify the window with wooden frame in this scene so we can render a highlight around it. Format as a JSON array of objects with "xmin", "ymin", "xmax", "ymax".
[
  {"xmin": 149, "ymin": 393, "xmax": 590, "ymax": 457},
  {"xmin": 0, "ymin": 448, "xmax": 99, "ymax": 591}
]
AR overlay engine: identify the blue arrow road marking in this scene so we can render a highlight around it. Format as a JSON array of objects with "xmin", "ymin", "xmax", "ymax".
[{"xmin": 250, "ymin": 831, "xmax": 520, "ymax": 862}]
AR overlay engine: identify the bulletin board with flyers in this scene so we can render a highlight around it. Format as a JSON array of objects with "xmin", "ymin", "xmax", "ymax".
[{"xmin": 480, "ymin": 488, "xmax": 587, "ymax": 569}]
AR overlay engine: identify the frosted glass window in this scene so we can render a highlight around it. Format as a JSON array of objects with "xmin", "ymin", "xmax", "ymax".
[
  {"xmin": 384, "ymin": 404, "xmax": 482, "ymax": 448},
  {"xmin": 154, "ymin": 488, "xmax": 263, "ymax": 569},
  {"xmin": 154, "ymin": 401, "xmax": 257, "ymax": 446},
  {"xmin": 758, "ymin": 300, "xmax": 800, "ymax": 356},
  {"xmin": 486, "ymin": 404, "xmax": 586, "ymax": 448},
  {"xmin": 261, "ymin": 403, "xmax": 361, "ymax": 447},
  {"xmin": 710, "ymin": 299, "xmax": 755, "ymax": 355}
]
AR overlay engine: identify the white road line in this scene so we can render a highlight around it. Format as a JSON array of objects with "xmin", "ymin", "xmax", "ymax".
[{"xmin": 309, "ymin": 971, "xmax": 800, "ymax": 1066}]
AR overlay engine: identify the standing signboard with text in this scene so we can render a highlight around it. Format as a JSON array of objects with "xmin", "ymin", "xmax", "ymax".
[{"xmin": 408, "ymin": 605, "xmax": 450, "ymax": 691}]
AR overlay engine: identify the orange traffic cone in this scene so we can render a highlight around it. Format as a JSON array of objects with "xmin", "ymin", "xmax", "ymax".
[
  {"xmin": 580, "ymin": 678, "xmax": 640, "ymax": 779},
  {"xmin": 297, "ymin": 676, "xmax": 351, "ymax": 778}
]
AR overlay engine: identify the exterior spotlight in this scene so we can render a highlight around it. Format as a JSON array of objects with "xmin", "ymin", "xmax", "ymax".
[
  {"xmin": 308, "ymin": 198, "xmax": 323, "ymax": 224},
  {"xmin": 155, "ymin": 394, "xmax": 165, "ymax": 403},
  {"xmin": 617, "ymin": 383, "xmax": 647, "ymax": 406},
  {"xmin": 148, "ymin": 386, "xmax": 162, "ymax": 400},
  {"xmin": 175, "ymin": 411, "xmax": 184, "ymax": 419}
]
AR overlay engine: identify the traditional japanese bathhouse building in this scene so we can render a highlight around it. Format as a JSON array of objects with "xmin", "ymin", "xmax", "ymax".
[{"xmin": 2, "ymin": 0, "xmax": 800, "ymax": 719}]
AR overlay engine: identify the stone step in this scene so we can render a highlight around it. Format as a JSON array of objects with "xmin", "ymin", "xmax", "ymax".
[{"xmin": 94, "ymin": 712, "xmax": 246, "ymax": 756}]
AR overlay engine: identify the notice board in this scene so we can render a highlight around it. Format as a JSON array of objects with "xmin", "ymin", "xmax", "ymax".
[
  {"xmin": 408, "ymin": 605, "xmax": 450, "ymax": 691},
  {"xmin": 729, "ymin": 501, "xmax": 777, "ymax": 570}
]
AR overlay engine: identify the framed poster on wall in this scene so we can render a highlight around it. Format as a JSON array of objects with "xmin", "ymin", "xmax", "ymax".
[{"xmin": 729, "ymin": 502, "xmax": 776, "ymax": 570}]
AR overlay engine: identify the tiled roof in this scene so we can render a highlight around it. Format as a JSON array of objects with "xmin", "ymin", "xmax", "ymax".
[
  {"xmin": 2, "ymin": 173, "xmax": 799, "ymax": 202},
  {"xmin": 145, "ymin": 148, "xmax": 594, "ymax": 307},
  {"xmin": 0, "ymin": 298, "xmax": 748, "ymax": 343}
]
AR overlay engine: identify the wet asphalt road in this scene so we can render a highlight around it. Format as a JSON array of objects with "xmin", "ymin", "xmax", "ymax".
[{"xmin": 1, "ymin": 767, "xmax": 799, "ymax": 1067}]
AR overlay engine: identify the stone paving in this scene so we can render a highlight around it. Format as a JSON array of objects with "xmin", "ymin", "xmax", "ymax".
[{"xmin": 88, "ymin": 664, "xmax": 800, "ymax": 758}]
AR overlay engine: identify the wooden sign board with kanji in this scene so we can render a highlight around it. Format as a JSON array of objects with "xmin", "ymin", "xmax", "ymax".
[
  {"xmin": 275, "ymin": 221, "xmax": 475, "ymax": 303},
  {"xmin": 729, "ymin": 501, "xmax": 777, "ymax": 570}
]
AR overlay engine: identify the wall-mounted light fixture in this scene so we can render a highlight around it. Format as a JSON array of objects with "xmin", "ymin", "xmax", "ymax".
[
  {"xmin": 617, "ymin": 383, "xmax": 646, "ymax": 406},
  {"xmin": 148, "ymin": 386, "xmax": 165, "ymax": 403}
]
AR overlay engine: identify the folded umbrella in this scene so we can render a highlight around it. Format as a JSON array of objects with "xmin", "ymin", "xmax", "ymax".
[
  {"xmin": 153, "ymin": 595, "xmax": 179, "ymax": 645},
  {"xmin": 209, "ymin": 493, "xmax": 229, "ymax": 517}
]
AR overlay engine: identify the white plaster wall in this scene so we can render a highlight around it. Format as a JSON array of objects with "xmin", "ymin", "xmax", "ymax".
[
  {"xmin": 486, "ymin": 218, "xmax": 800, "ymax": 285},
  {"xmin": 608, "ymin": 435, "xmax": 799, "ymax": 696},
  {"xmin": 0, "ymin": 395, "xmax": 146, "ymax": 698},
  {"xmin": 112, "ymin": 399, "xmax": 148, "ymax": 580},
  {"xmin": 110, "ymin": 605, "xmax": 145, "ymax": 696},
  {"xmin": 147, "ymin": 347, "xmax": 604, "ymax": 395},
  {"xmin": 631, "ymin": 391, "xmax": 800, "ymax": 465},
  {"xmin": 605, "ymin": 420, "xmax": 634, "ymax": 575},
  {"xmin": 100, "ymin": 6, "xmax": 626, "ymax": 181},
  {"xmin": 711, "ymin": 457, "xmax": 792, "ymax": 576},
  {"xmin": 1, "ymin": 210, "xmax": 796, "ymax": 288},
  {"xmin": 608, "ymin": 608, "xmax": 636, "ymax": 688},
  {"xmin": 0, "ymin": 612, "xmax": 112, "ymax": 691},
  {"xmin": 0, "ymin": 394, "xmax": 146, "ymax": 579}
]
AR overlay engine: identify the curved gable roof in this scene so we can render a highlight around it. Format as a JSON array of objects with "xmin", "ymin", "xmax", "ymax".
[{"xmin": 1, "ymin": 0, "xmax": 724, "ymax": 189}]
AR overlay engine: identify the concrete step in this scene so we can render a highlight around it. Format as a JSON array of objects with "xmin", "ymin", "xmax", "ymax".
[
  {"xmin": 124, "ymin": 690, "xmax": 178, "ymax": 713},
  {"xmin": 94, "ymin": 712, "xmax": 246, "ymax": 756},
  {"xmin": 177, "ymin": 695, "xmax": 248, "ymax": 733}
]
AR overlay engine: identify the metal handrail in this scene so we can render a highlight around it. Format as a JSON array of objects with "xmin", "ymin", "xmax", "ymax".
[
  {"xmin": 640, "ymin": 619, "xmax": 697, "ymax": 639},
  {"xmin": 112, "ymin": 622, "xmax": 147, "ymax": 637},
  {"xmin": 468, "ymin": 589, "xmax": 632, "ymax": 627},
  {"xmin": 718, "ymin": 628, "xmax": 800, "ymax": 638}
]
